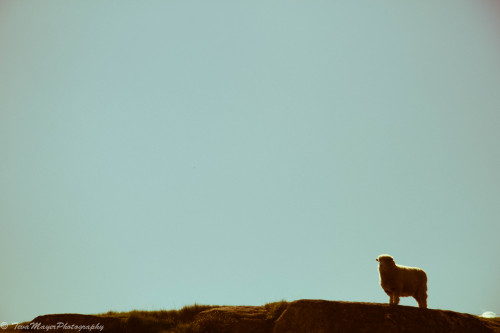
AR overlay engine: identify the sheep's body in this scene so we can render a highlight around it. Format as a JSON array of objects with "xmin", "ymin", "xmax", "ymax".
[{"xmin": 376, "ymin": 255, "xmax": 427, "ymax": 308}]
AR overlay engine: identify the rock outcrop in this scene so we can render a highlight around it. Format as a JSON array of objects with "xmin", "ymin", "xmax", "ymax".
[
  {"xmin": 14, "ymin": 300, "xmax": 500, "ymax": 333},
  {"xmin": 193, "ymin": 305, "xmax": 273, "ymax": 332},
  {"xmin": 272, "ymin": 300, "xmax": 499, "ymax": 333}
]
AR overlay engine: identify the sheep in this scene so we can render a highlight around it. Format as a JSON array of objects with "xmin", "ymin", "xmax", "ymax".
[{"xmin": 376, "ymin": 254, "xmax": 427, "ymax": 308}]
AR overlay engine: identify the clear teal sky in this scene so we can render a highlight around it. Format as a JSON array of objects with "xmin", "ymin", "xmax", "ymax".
[{"xmin": 1, "ymin": 1, "xmax": 499, "ymax": 323}]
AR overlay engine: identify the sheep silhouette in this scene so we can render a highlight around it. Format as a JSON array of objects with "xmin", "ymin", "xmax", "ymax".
[{"xmin": 376, "ymin": 254, "xmax": 428, "ymax": 308}]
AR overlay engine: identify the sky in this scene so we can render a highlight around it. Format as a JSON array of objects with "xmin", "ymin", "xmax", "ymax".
[{"xmin": 1, "ymin": 0, "xmax": 500, "ymax": 324}]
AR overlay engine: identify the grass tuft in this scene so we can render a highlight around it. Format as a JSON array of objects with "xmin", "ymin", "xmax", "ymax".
[
  {"xmin": 98, "ymin": 304, "xmax": 216, "ymax": 333},
  {"xmin": 264, "ymin": 300, "xmax": 289, "ymax": 321}
]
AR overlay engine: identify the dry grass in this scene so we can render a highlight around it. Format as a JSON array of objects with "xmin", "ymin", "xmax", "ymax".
[
  {"xmin": 96, "ymin": 301, "xmax": 289, "ymax": 333},
  {"xmin": 98, "ymin": 304, "xmax": 217, "ymax": 333},
  {"xmin": 5, "ymin": 302, "xmax": 289, "ymax": 332}
]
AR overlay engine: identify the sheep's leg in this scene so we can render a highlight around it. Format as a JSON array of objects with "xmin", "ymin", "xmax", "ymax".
[
  {"xmin": 417, "ymin": 298, "xmax": 426, "ymax": 308},
  {"xmin": 416, "ymin": 293, "xmax": 427, "ymax": 309},
  {"xmin": 392, "ymin": 292, "xmax": 400, "ymax": 305},
  {"xmin": 389, "ymin": 293, "xmax": 396, "ymax": 305}
]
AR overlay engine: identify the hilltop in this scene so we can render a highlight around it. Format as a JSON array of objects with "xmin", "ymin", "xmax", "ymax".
[{"xmin": 6, "ymin": 299, "xmax": 500, "ymax": 332}]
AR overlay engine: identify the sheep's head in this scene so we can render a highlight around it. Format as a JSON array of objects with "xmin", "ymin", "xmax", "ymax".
[{"xmin": 376, "ymin": 254, "xmax": 396, "ymax": 270}]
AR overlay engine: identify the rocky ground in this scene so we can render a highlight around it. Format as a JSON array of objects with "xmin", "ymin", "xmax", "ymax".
[{"xmin": 6, "ymin": 299, "xmax": 500, "ymax": 333}]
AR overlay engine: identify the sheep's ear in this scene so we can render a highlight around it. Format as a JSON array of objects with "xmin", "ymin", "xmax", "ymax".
[{"xmin": 376, "ymin": 258, "xmax": 379, "ymax": 262}]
